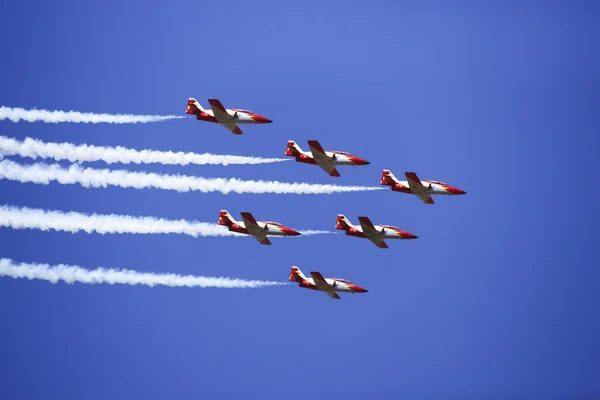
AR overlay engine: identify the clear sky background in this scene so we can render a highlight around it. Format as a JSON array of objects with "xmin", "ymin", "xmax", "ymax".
[{"xmin": 1, "ymin": 1, "xmax": 599, "ymax": 398}]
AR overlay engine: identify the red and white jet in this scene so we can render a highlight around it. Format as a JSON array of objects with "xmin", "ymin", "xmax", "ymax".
[
  {"xmin": 218, "ymin": 210, "xmax": 300, "ymax": 245},
  {"xmin": 381, "ymin": 170, "xmax": 467, "ymax": 204},
  {"xmin": 289, "ymin": 266, "xmax": 368, "ymax": 300},
  {"xmin": 185, "ymin": 98, "xmax": 272, "ymax": 135},
  {"xmin": 285, "ymin": 140, "xmax": 370, "ymax": 177},
  {"xmin": 335, "ymin": 214, "xmax": 418, "ymax": 248}
]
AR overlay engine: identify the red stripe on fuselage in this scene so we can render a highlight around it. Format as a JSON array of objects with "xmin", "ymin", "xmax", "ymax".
[
  {"xmin": 196, "ymin": 113, "xmax": 219, "ymax": 123},
  {"xmin": 229, "ymin": 225, "xmax": 249, "ymax": 235}
]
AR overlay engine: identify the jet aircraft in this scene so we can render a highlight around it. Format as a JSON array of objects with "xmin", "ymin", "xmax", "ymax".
[
  {"xmin": 289, "ymin": 266, "xmax": 368, "ymax": 300},
  {"xmin": 335, "ymin": 214, "xmax": 418, "ymax": 248},
  {"xmin": 185, "ymin": 98, "xmax": 272, "ymax": 135},
  {"xmin": 218, "ymin": 210, "xmax": 300, "ymax": 245},
  {"xmin": 285, "ymin": 140, "xmax": 370, "ymax": 177},
  {"xmin": 381, "ymin": 170, "xmax": 466, "ymax": 204}
]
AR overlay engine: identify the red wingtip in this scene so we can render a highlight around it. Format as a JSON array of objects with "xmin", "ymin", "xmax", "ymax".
[{"xmin": 329, "ymin": 168, "xmax": 341, "ymax": 177}]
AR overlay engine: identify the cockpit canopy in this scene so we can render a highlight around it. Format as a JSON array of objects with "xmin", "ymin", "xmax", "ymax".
[
  {"xmin": 380, "ymin": 225, "xmax": 399, "ymax": 230},
  {"xmin": 262, "ymin": 221, "xmax": 283, "ymax": 226},
  {"xmin": 425, "ymin": 180, "xmax": 448, "ymax": 185},
  {"xmin": 232, "ymin": 108, "xmax": 254, "ymax": 114},
  {"xmin": 332, "ymin": 151, "xmax": 351, "ymax": 156},
  {"xmin": 333, "ymin": 278, "xmax": 351, "ymax": 283}
]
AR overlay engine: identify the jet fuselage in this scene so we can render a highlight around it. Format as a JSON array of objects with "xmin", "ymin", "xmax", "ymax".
[
  {"xmin": 391, "ymin": 180, "xmax": 466, "ymax": 196},
  {"xmin": 292, "ymin": 150, "xmax": 370, "ymax": 167},
  {"xmin": 341, "ymin": 224, "xmax": 418, "ymax": 240},
  {"xmin": 298, "ymin": 278, "xmax": 367, "ymax": 293},
  {"xmin": 226, "ymin": 221, "xmax": 300, "ymax": 237},
  {"xmin": 194, "ymin": 109, "xmax": 272, "ymax": 125}
]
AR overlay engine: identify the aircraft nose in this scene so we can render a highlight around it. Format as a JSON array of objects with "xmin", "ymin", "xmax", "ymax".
[
  {"xmin": 286, "ymin": 228, "xmax": 301, "ymax": 236},
  {"xmin": 352, "ymin": 157, "xmax": 370, "ymax": 165},
  {"xmin": 253, "ymin": 115, "xmax": 273, "ymax": 123},
  {"xmin": 355, "ymin": 286, "xmax": 368, "ymax": 293},
  {"xmin": 448, "ymin": 187, "xmax": 466, "ymax": 195}
]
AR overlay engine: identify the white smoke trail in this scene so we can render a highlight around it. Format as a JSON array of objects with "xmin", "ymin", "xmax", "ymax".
[
  {"xmin": 0, "ymin": 258, "xmax": 286, "ymax": 289},
  {"xmin": 0, "ymin": 160, "xmax": 383, "ymax": 194},
  {"xmin": 0, "ymin": 205, "xmax": 237, "ymax": 237},
  {"xmin": 298, "ymin": 230, "xmax": 336, "ymax": 235},
  {"xmin": 0, "ymin": 135, "xmax": 287, "ymax": 166},
  {"xmin": 0, "ymin": 106, "xmax": 182, "ymax": 124},
  {"xmin": 0, "ymin": 205, "xmax": 332, "ymax": 237}
]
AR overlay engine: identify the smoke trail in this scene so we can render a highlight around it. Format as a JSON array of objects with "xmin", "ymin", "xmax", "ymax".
[
  {"xmin": 0, "ymin": 106, "xmax": 182, "ymax": 124},
  {"xmin": 0, "ymin": 205, "xmax": 331, "ymax": 237},
  {"xmin": 298, "ymin": 230, "xmax": 336, "ymax": 235},
  {"xmin": 0, "ymin": 160, "xmax": 384, "ymax": 194},
  {"xmin": 0, "ymin": 135, "xmax": 287, "ymax": 166},
  {"xmin": 0, "ymin": 258, "xmax": 286, "ymax": 289},
  {"xmin": 0, "ymin": 205, "xmax": 237, "ymax": 237}
]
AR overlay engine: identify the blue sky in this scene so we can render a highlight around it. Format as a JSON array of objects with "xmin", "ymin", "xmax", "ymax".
[{"xmin": 1, "ymin": 1, "xmax": 599, "ymax": 398}]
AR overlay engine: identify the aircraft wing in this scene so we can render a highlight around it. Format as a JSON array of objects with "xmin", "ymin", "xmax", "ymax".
[
  {"xmin": 223, "ymin": 123, "xmax": 243, "ymax": 135},
  {"xmin": 308, "ymin": 140, "xmax": 340, "ymax": 177},
  {"xmin": 208, "ymin": 99, "xmax": 234, "ymax": 122},
  {"xmin": 358, "ymin": 217, "xmax": 381, "ymax": 237},
  {"xmin": 358, "ymin": 216, "xmax": 388, "ymax": 248},
  {"xmin": 240, "ymin": 212, "xmax": 271, "ymax": 245},
  {"xmin": 208, "ymin": 99, "xmax": 243, "ymax": 135},
  {"xmin": 368, "ymin": 237, "xmax": 388, "ymax": 248},
  {"xmin": 257, "ymin": 237, "xmax": 272, "ymax": 245},
  {"xmin": 309, "ymin": 271, "xmax": 341, "ymax": 299},
  {"xmin": 317, "ymin": 163, "xmax": 340, "ymax": 177},
  {"xmin": 405, "ymin": 172, "xmax": 435, "ymax": 204}
]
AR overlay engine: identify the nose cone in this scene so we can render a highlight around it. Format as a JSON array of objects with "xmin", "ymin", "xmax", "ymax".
[
  {"xmin": 353, "ymin": 285, "xmax": 368, "ymax": 293},
  {"xmin": 351, "ymin": 156, "xmax": 370, "ymax": 165},
  {"xmin": 253, "ymin": 115, "xmax": 273, "ymax": 123},
  {"xmin": 448, "ymin": 186, "xmax": 466, "ymax": 195},
  {"xmin": 284, "ymin": 228, "xmax": 301, "ymax": 236},
  {"xmin": 403, "ymin": 231, "xmax": 419, "ymax": 239}
]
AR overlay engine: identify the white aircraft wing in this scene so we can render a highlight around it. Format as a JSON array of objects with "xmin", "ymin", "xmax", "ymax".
[
  {"xmin": 368, "ymin": 237, "xmax": 388, "ymax": 248},
  {"xmin": 307, "ymin": 140, "xmax": 340, "ymax": 177},
  {"xmin": 223, "ymin": 122, "xmax": 243, "ymax": 135},
  {"xmin": 310, "ymin": 271, "xmax": 341, "ymax": 299},
  {"xmin": 325, "ymin": 291, "xmax": 341, "ymax": 300},
  {"xmin": 405, "ymin": 172, "xmax": 434, "ymax": 204},
  {"xmin": 317, "ymin": 163, "xmax": 340, "ymax": 177},
  {"xmin": 208, "ymin": 99, "xmax": 243, "ymax": 135},
  {"xmin": 358, "ymin": 216, "xmax": 388, "ymax": 248},
  {"xmin": 240, "ymin": 212, "xmax": 271, "ymax": 245}
]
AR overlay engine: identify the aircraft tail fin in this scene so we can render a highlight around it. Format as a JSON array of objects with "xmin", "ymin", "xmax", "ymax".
[
  {"xmin": 285, "ymin": 140, "xmax": 303, "ymax": 157},
  {"xmin": 218, "ymin": 210, "xmax": 236, "ymax": 228},
  {"xmin": 186, "ymin": 98, "xmax": 205, "ymax": 116},
  {"xmin": 289, "ymin": 266, "xmax": 307, "ymax": 283},
  {"xmin": 381, "ymin": 169, "xmax": 400, "ymax": 186},
  {"xmin": 335, "ymin": 214, "xmax": 354, "ymax": 231}
]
